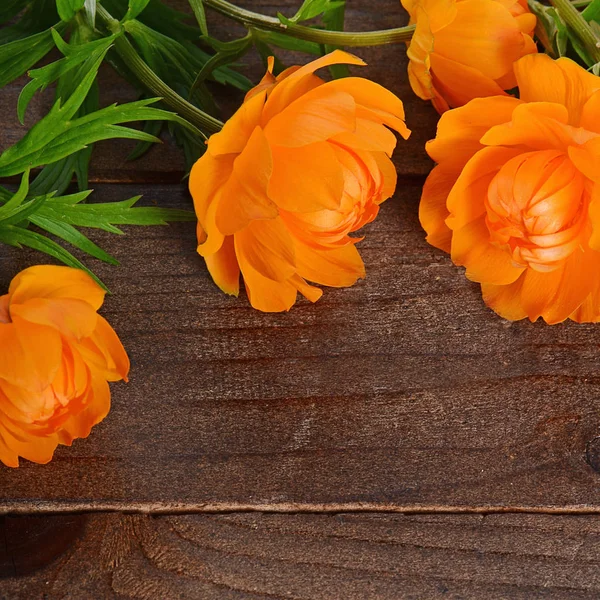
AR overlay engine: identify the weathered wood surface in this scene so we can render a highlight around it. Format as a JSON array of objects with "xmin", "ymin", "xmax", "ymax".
[
  {"xmin": 1, "ymin": 181, "xmax": 600, "ymax": 512},
  {"xmin": 2, "ymin": 0, "xmax": 600, "ymax": 597},
  {"xmin": 3, "ymin": 512, "xmax": 600, "ymax": 599}
]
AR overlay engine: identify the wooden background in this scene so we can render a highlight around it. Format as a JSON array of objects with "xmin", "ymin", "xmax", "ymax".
[{"xmin": 1, "ymin": 1, "xmax": 600, "ymax": 598}]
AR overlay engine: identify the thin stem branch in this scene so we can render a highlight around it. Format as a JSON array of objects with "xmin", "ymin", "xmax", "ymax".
[
  {"xmin": 96, "ymin": 5, "xmax": 223, "ymax": 133},
  {"xmin": 550, "ymin": 0, "xmax": 600, "ymax": 64},
  {"xmin": 203, "ymin": 0, "xmax": 415, "ymax": 46}
]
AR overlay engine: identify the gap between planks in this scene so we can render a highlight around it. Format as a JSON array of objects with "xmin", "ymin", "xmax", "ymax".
[{"xmin": 4, "ymin": 502, "xmax": 600, "ymax": 516}]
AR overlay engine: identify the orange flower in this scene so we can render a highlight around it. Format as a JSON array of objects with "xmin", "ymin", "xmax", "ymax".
[
  {"xmin": 190, "ymin": 50, "xmax": 410, "ymax": 312},
  {"xmin": 420, "ymin": 54, "xmax": 600, "ymax": 323},
  {"xmin": 402, "ymin": 0, "xmax": 537, "ymax": 113},
  {"xmin": 0, "ymin": 265, "xmax": 129, "ymax": 467}
]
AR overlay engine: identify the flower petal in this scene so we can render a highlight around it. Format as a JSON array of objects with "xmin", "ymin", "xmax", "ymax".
[
  {"xmin": 322, "ymin": 77, "xmax": 410, "ymax": 139},
  {"xmin": 581, "ymin": 90, "xmax": 600, "ymax": 133},
  {"xmin": 446, "ymin": 146, "xmax": 521, "ymax": 230},
  {"xmin": 268, "ymin": 141, "xmax": 344, "ymax": 212},
  {"xmin": 587, "ymin": 182, "xmax": 600, "ymax": 251},
  {"xmin": 204, "ymin": 234, "xmax": 240, "ymax": 296},
  {"xmin": 234, "ymin": 218, "xmax": 296, "ymax": 283},
  {"xmin": 190, "ymin": 152, "xmax": 235, "ymax": 228},
  {"xmin": 9, "ymin": 265, "xmax": 105, "ymax": 311},
  {"xmin": 239, "ymin": 262, "xmax": 298, "ymax": 313},
  {"xmin": 264, "ymin": 86, "xmax": 356, "ymax": 147},
  {"xmin": 429, "ymin": 52, "xmax": 507, "ymax": 109},
  {"xmin": 290, "ymin": 274, "xmax": 323, "ymax": 303},
  {"xmin": 433, "ymin": 0, "xmax": 529, "ymax": 80},
  {"xmin": 451, "ymin": 216, "xmax": 525, "ymax": 285},
  {"xmin": 481, "ymin": 277, "xmax": 528, "ymax": 321},
  {"xmin": 57, "ymin": 374, "xmax": 111, "ymax": 444},
  {"xmin": 76, "ymin": 316, "xmax": 130, "ymax": 382},
  {"xmin": 215, "ymin": 127, "xmax": 278, "ymax": 235},
  {"xmin": 207, "ymin": 90, "xmax": 266, "ymax": 156},
  {"xmin": 282, "ymin": 49, "xmax": 366, "ymax": 81},
  {"xmin": 331, "ymin": 118, "xmax": 398, "ymax": 155},
  {"xmin": 514, "ymin": 55, "xmax": 600, "ymax": 125},
  {"xmin": 419, "ymin": 165, "xmax": 455, "ymax": 252},
  {"xmin": 526, "ymin": 248, "xmax": 599, "ymax": 323},
  {"xmin": 0, "ymin": 318, "xmax": 62, "ymax": 392},
  {"xmin": 480, "ymin": 102, "xmax": 573, "ymax": 150},
  {"xmin": 261, "ymin": 73, "xmax": 323, "ymax": 126},
  {"xmin": 482, "ymin": 247, "xmax": 600, "ymax": 323},
  {"xmin": 294, "ymin": 239, "xmax": 365, "ymax": 287},
  {"xmin": 0, "ymin": 429, "xmax": 20, "ymax": 467},
  {"xmin": 0, "ymin": 420, "xmax": 58, "ymax": 465},
  {"xmin": 11, "ymin": 298, "xmax": 98, "ymax": 341},
  {"xmin": 426, "ymin": 95, "xmax": 521, "ymax": 169}
]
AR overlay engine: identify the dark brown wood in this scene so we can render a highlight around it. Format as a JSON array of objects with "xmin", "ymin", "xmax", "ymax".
[
  {"xmin": 0, "ymin": 0, "xmax": 436, "ymax": 182},
  {"xmin": 2, "ymin": 512, "xmax": 600, "ymax": 599},
  {"xmin": 2, "ymin": 0, "xmax": 600, "ymax": 595},
  {"xmin": 1, "ymin": 181, "xmax": 600, "ymax": 512}
]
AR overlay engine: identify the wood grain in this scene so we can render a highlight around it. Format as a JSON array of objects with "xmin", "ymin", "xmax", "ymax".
[
  {"xmin": 0, "ymin": 0, "xmax": 436, "ymax": 182},
  {"xmin": 3, "ymin": 512, "xmax": 600, "ymax": 599},
  {"xmin": 1, "ymin": 181, "xmax": 599, "ymax": 512},
  {"xmin": 3, "ymin": 2, "xmax": 600, "ymax": 596}
]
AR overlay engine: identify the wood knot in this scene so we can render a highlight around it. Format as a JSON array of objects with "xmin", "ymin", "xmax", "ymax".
[
  {"xmin": 0, "ymin": 515, "xmax": 87, "ymax": 577},
  {"xmin": 586, "ymin": 437, "xmax": 600, "ymax": 473}
]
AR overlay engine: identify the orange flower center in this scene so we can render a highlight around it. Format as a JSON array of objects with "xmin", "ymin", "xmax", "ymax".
[
  {"xmin": 0, "ymin": 295, "xmax": 10, "ymax": 324},
  {"xmin": 485, "ymin": 150, "xmax": 588, "ymax": 272}
]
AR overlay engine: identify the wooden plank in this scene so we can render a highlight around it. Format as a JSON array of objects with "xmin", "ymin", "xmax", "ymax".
[
  {"xmin": 2, "ymin": 512, "xmax": 600, "ymax": 599},
  {"xmin": 0, "ymin": 0, "xmax": 436, "ymax": 182},
  {"xmin": 1, "ymin": 182, "xmax": 600, "ymax": 511}
]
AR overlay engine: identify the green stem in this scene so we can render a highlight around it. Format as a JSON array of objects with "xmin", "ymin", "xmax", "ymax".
[
  {"xmin": 572, "ymin": 0, "xmax": 592, "ymax": 7},
  {"xmin": 550, "ymin": 0, "xmax": 600, "ymax": 64},
  {"xmin": 203, "ymin": 0, "xmax": 415, "ymax": 46},
  {"xmin": 96, "ymin": 5, "xmax": 223, "ymax": 133}
]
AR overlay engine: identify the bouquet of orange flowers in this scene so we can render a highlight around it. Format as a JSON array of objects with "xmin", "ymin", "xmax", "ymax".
[{"xmin": 1, "ymin": 0, "xmax": 599, "ymax": 466}]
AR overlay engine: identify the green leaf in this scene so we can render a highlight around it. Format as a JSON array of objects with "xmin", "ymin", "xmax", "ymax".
[
  {"xmin": 127, "ymin": 118, "xmax": 164, "ymax": 161},
  {"xmin": 250, "ymin": 28, "xmax": 321, "ymax": 55},
  {"xmin": 29, "ymin": 154, "xmax": 80, "ymax": 197},
  {"xmin": 253, "ymin": 38, "xmax": 286, "ymax": 74},
  {"xmin": 0, "ymin": 181, "xmax": 195, "ymax": 287},
  {"xmin": 0, "ymin": 224, "xmax": 105, "ymax": 288},
  {"xmin": 0, "ymin": 196, "xmax": 47, "ymax": 227},
  {"xmin": 83, "ymin": 0, "xmax": 97, "ymax": 28},
  {"xmin": 0, "ymin": 49, "xmax": 195, "ymax": 178},
  {"xmin": 18, "ymin": 33, "xmax": 117, "ymax": 124},
  {"xmin": 102, "ymin": 0, "xmax": 198, "ymax": 39},
  {"xmin": 169, "ymin": 121, "xmax": 206, "ymax": 170},
  {"xmin": 189, "ymin": 0, "xmax": 208, "ymax": 36},
  {"xmin": 527, "ymin": 1, "xmax": 568, "ymax": 57},
  {"xmin": 124, "ymin": 19, "xmax": 251, "ymax": 92},
  {"xmin": 56, "ymin": 0, "xmax": 86, "ymax": 21},
  {"xmin": 290, "ymin": 0, "xmax": 344, "ymax": 23},
  {"xmin": 0, "ymin": 45, "xmax": 108, "ymax": 176},
  {"xmin": 277, "ymin": 0, "xmax": 347, "ymax": 76},
  {"xmin": 190, "ymin": 34, "xmax": 252, "ymax": 97},
  {"xmin": 0, "ymin": 172, "xmax": 46, "ymax": 227},
  {"xmin": 0, "ymin": 171, "xmax": 30, "ymax": 217},
  {"xmin": 29, "ymin": 214, "xmax": 119, "ymax": 265},
  {"xmin": 0, "ymin": 27, "xmax": 59, "ymax": 88},
  {"xmin": 322, "ymin": 0, "xmax": 348, "ymax": 78},
  {"xmin": 37, "ymin": 195, "xmax": 195, "ymax": 230},
  {"xmin": 73, "ymin": 79, "xmax": 100, "ymax": 191},
  {"xmin": 124, "ymin": 0, "xmax": 151, "ymax": 21},
  {"xmin": 583, "ymin": 0, "xmax": 600, "ymax": 21}
]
